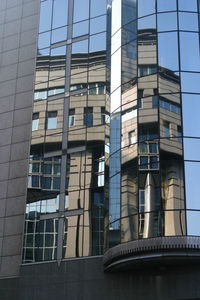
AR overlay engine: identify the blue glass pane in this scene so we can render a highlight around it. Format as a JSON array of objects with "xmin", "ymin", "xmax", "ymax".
[
  {"xmin": 157, "ymin": 0, "xmax": 177, "ymax": 12},
  {"xmin": 179, "ymin": 0, "xmax": 197, "ymax": 12},
  {"xmin": 138, "ymin": 0, "xmax": 155, "ymax": 17}
]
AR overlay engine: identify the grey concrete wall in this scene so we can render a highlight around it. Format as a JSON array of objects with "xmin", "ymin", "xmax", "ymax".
[
  {"xmin": 1, "ymin": 256, "xmax": 200, "ymax": 300},
  {"xmin": 0, "ymin": 0, "xmax": 39, "ymax": 278}
]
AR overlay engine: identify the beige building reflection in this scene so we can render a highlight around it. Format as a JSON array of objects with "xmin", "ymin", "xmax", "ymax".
[
  {"xmin": 121, "ymin": 28, "xmax": 185, "ymax": 243},
  {"xmin": 24, "ymin": 48, "xmax": 107, "ymax": 262}
]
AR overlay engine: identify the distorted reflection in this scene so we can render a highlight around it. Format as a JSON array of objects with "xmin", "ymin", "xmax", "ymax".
[
  {"xmin": 108, "ymin": 0, "xmax": 187, "ymax": 247},
  {"xmin": 25, "ymin": 0, "xmax": 200, "ymax": 261},
  {"xmin": 24, "ymin": 0, "xmax": 107, "ymax": 262}
]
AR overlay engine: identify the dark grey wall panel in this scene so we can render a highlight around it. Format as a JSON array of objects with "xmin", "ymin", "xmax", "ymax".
[
  {"xmin": 1, "ymin": 257, "xmax": 200, "ymax": 300},
  {"xmin": 0, "ymin": 0, "xmax": 40, "ymax": 278}
]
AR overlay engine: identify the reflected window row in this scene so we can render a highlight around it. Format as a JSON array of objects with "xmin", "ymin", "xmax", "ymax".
[
  {"xmin": 32, "ymin": 83, "xmax": 107, "ymax": 101},
  {"xmin": 32, "ymin": 106, "xmax": 108, "ymax": 132}
]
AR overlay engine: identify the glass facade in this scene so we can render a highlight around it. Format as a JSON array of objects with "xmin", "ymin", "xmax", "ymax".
[
  {"xmin": 23, "ymin": 0, "xmax": 107, "ymax": 263},
  {"xmin": 23, "ymin": 0, "xmax": 200, "ymax": 263}
]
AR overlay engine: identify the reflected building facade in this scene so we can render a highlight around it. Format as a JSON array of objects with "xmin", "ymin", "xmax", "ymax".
[
  {"xmin": 21, "ymin": 0, "xmax": 200, "ymax": 264},
  {"xmin": 1, "ymin": 0, "xmax": 200, "ymax": 299},
  {"xmin": 107, "ymin": 0, "xmax": 186, "ymax": 247},
  {"xmin": 23, "ymin": 0, "xmax": 108, "ymax": 262}
]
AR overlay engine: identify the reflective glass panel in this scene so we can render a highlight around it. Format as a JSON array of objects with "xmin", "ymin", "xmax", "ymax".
[
  {"xmin": 38, "ymin": 32, "xmax": 51, "ymax": 49},
  {"xmin": 122, "ymin": 40, "xmax": 137, "ymax": 87},
  {"xmin": 39, "ymin": 0, "xmax": 52, "ymax": 33},
  {"xmin": 157, "ymin": 0, "xmax": 177, "ymax": 12},
  {"xmin": 38, "ymin": 47, "xmax": 50, "ymax": 56},
  {"xmin": 179, "ymin": 12, "xmax": 199, "ymax": 31},
  {"xmin": 180, "ymin": 32, "xmax": 200, "ymax": 72},
  {"xmin": 121, "ymin": 208, "xmax": 138, "ymax": 243},
  {"xmin": 90, "ymin": 0, "xmax": 107, "ymax": 18},
  {"xmin": 72, "ymin": 39, "xmax": 88, "ymax": 53},
  {"xmin": 51, "ymin": 45, "xmax": 66, "ymax": 55},
  {"xmin": 52, "ymin": 0, "xmax": 68, "ymax": 29},
  {"xmin": 122, "ymin": 0, "xmax": 137, "ymax": 26},
  {"xmin": 182, "ymin": 94, "xmax": 200, "ymax": 137},
  {"xmin": 138, "ymin": 0, "xmax": 155, "ymax": 17},
  {"xmin": 184, "ymin": 138, "xmax": 200, "ymax": 162},
  {"xmin": 178, "ymin": 0, "xmax": 197, "ymax": 12},
  {"xmin": 73, "ymin": 0, "xmax": 89, "ymax": 22},
  {"xmin": 90, "ymin": 15, "xmax": 107, "ymax": 35},
  {"xmin": 158, "ymin": 32, "xmax": 179, "ymax": 71},
  {"xmin": 157, "ymin": 12, "xmax": 177, "ymax": 32},
  {"xmin": 164, "ymin": 210, "xmax": 185, "ymax": 236},
  {"xmin": 181, "ymin": 72, "xmax": 200, "ymax": 93},
  {"xmin": 51, "ymin": 27, "xmax": 67, "ymax": 44},
  {"xmin": 138, "ymin": 15, "xmax": 156, "ymax": 30},
  {"xmin": 185, "ymin": 162, "xmax": 200, "ymax": 209},
  {"xmin": 73, "ymin": 20, "xmax": 89, "ymax": 37},
  {"xmin": 187, "ymin": 211, "xmax": 200, "ymax": 235},
  {"xmin": 90, "ymin": 32, "xmax": 106, "ymax": 52}
]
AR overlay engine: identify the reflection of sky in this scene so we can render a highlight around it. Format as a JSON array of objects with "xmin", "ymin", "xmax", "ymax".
[
  {"xmin": 179, "ymin": 12, "xmax": 198, "ymax": 31},
  {"xmin": 180, "ymin": 32, "xmax": 200, "ymax": 72},
  {"xmin": 52, "ymin": 0, "xmax": 68, "ymax": 29},
  {"xmin": 157, "ymin": 12, "xmax": 177, "ymax": 32},
  {"xmin": 183, "ymin": 92, "xmax": 200, "ymax": 234},
  {"xmin": 179, "ymin": 0, "xmax": 197, "ymax": 12},
  {"xmin": 181, "ymin": 73, "xmax": 200, "ymax": 94},
  {"xmin": 187, "ymin": 211, "xmax": 200, "ymax": 236},
  {"xmin": 182, "ymin": 94, "xmax": 200, "ymax": 137},
  {"xmin": 73, "ymin": 0, "xmax": 89, "ymax": 23},
  {"xmin": 73, "ymin": 0, "xmax": 107, "ymax": 22},
  {"xmin": 72, "ymin": 39, "xmax": 88, "ymax": 53},
  {"xmin": 184, "ymin": 139, "xmax": 200, "ymax": 161},
  {"xmin": 90, "ymin": 0, "xmax": 107, "ymax": 18},
  {"xmin": 185, "ymin": 162, "xmax": 200, "ymax": 209},
  {"xmin": 71, "ymin": 34, "xmax": 106, "ymax": 53},
  {"xmin": 39, "ymin": 0, "xmax": 52, "ymax": 33},
  {"xmin": 157, "ymin": 0, "xmax": 176, "ymax": 12},
  {"xmin": 90, "ymin": 32, "xmax": 106, "ymax": 52},
  {"xmin": 38, "ymin": 0, "xmax": 107, "ymax": 50},
  {"xmin": 158, "ymin": 32, "xmax": 179, "ymax": 71},
  {"xmin": 138, "ymin": 15, "xmax": 156, "ymax": 29},
  {"xmin": 138, "ymin": 0, "xmax": 155, "ymax": 17}
]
